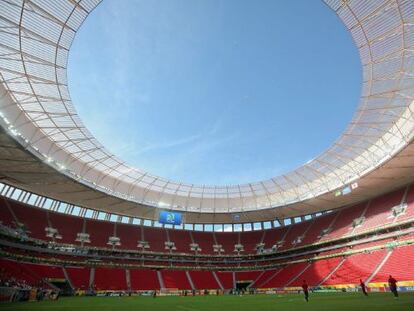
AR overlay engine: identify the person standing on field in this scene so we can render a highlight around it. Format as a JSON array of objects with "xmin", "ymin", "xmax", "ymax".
[
  {"xmin": 302, "ymin": 280, "xmax": 309, "ymax": 302},
  {"xmin": 360, "ymin": 279, "xmax": 368, "ymax": 296},
  {"xmin": 388, "ymin": 275, "xmax": 398, "ymax": 298}
]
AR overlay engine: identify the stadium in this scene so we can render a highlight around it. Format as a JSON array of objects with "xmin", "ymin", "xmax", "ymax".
[{"xmin": 0, "ymin": 0, "xmax": 414, "ymax": 310}]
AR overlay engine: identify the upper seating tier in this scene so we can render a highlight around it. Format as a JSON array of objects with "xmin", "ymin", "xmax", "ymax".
[{"xmin": 0, "ymin": 185, "xmax": 413, "ymax": 257}]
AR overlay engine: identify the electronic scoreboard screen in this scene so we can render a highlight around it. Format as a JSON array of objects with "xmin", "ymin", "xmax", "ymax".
[{"xmin": 159, "ymin": 211, "xmax": 182, "ymax": 225}]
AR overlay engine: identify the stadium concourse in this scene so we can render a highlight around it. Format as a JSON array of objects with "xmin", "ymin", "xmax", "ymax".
[{"xmin": 1, "ymin": 0, "xmax": 414, "ymax": 309}]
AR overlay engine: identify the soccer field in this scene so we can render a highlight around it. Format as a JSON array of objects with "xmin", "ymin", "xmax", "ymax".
[{"xmin": 0, "ymin": 293, "xmax": 413, "ymax": 311}]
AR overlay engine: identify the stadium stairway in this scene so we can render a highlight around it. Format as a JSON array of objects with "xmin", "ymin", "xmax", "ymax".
[
  {"xmin": 252, "ymin": 269, "xmax": 282, "ymax": 288},
  {"xmin": 320, "ymin": 203, "xmax": 367, "ymax": 241},
  {"xmin": 62, "ymin": 267, "xmax": 74, "ymax": 290},
  {"xmin": 189, "ymin": 271, "xmax": 220, "ymax": 289},
  {"xmin": 212, "ymin": 271, "xmax": 224, "ymax": 290},
  {"xmin": 395, "ymin": 184, "xmax": 414, "ymax": 221},
  {"xmin": 365, "ymin": 250, "xmax": 393, "ymax": 284},
  {"xmin": 317, "ymin": 258, "xmax": 347, "ymax": 286},
  {"xmin": 290, "ymin": 258, "xmax": 343, "ymax": 287},
  {"xmin": 185, "ymin": 271, "xmax": 195, "ymax": 290},
  {"xmin": 216, "ymin": 272, "xmax": 233, "ymax": 289},
  {"xmin": 285, "ymin": 263, "xmax": 312, "ymax": 287},
  {"xmin": 157, "ymin": 270, "xmax": 165, "ymax": 289},
  {"xmin": 323, "ymin": 250, "xmax": 387, "ymax": 285},
  {"xmin": 261, "ymin": 263, "xmax": 310, "ymax": 288},
  {"xmin": 355, "ymin": 190, "xmax": 405, "ymax": 234},
  {"xmin": 161, "ymin": 270, "xmax": 192, "ymax": 290},
  {"xmin": 89, "ymin": 268, "xmax": 95, "ymax": 290},
  {"xmin": 64, "ymin": 267, "xmax": 91, "ymax": 291},
  {"xmin": 371, "ymin": 244, "xmax": 414, "ymax": 283},
  {"xmin": 126, "ymin": 269, "xmax": 131, "ymax": 291},
  {"xmin": 249, "ymin": 270, "xmax": 266, "ymax": 288}
]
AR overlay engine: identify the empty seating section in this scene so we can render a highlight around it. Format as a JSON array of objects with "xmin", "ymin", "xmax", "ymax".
[
  {"xmin": 321, "ymin": 203, "xmax": 365, "ymax": 240},
  {"xmin": 371, "ymin": 245, "xmax": 414, "ymax": 282},
  {"xmin": 0, "ymin": 259, "xmax": 39, "ymax": 285},
  {"xmin": 1, "ymin": 186, "xmax": 414, "ymax": 258},
  {"xmin": 168, "ymin": 230, "xmax": 192, "ymax": 253},
  {"xmin": 85, "ymin": 220, "xmax": 114, "ymax": 248},
  {"xmin": 48, "ymin": 211, "xmax": 83, "ymax": 245},
  {"xmin": 0, "ymin": 259, "xmax": 63, "ymax": 286},
  {"xmin": 189, "ymin": 271, "xmax": 219, "ymax": 289},
  {"xmin": 115, "ymin": 223, "xmax": 141, "ymax": 250},
  {"xmin": 240, "ymin": 231, "xmax": 263, "ymax": 254},
  {"xmin": 192, "ymin": 231, "xmax": 215, "ymax": 254},
  {"xmin": 130, "ymin": 269, "xmax": 160, "ymax": 290},
  {"xmin": 355, "ymin": 190, "xmax": 404, "ymax": 233},
  {"xmin": 260, "ymin": 263, "xmax": 309, "ymax": 288},
  {"xmin": 299, "ymin": 213, "xmax": 337, "ymax": 246},
  {"xmin": 143, "ymin": 227, "xmax": 167, "ymax": 252},
  {"xmin": 215, "ymin": 232, "xmax": 239, "ymax": 253},
  {"xmin": 94, "ymin": 268, "xmax": 127, "ymax": 290},
  {"xmin": 0, "ymin": 199, "xmax": 15, "ymax": 226},
  {"xmin": 65, "ymin": 267, "xmax": 91, "ymax": 290},
  {"xmin": 279, "ymin": 222, "xmax": 310, "ymax": 250},
  {"xmin": 399, "ymin": 185, "xmax": 414, "ymax": 220},
  {"xmin": 323, "ymin": 250, "xmax": 387, "ymax": 285},
  {"xmin": 290, "ymin": 257, "xmax": 342, "ymax": 286},
  {"xmin": 262, "ymin": 227, "xmax": 288, "ymax": 250},
  {"xmin": 23, "ymin": 262, "xmax": 64, "ymax": 280},
  {"xmin": 2, "ymin": 246, "xmax": 414, "ymax": 291},
  {"xmin": 10, "ymin": 202, "xmax": 48, "ymax": 240},
  {"xmin": 216, "ymin": 271, "xmax": 234, "ymax": 289},
  {"xmin": 3, "ymin": 185, "xmax": 414, "ymax": 294},
  {"xmin": 161, "ymin": 270, "xmax": 192, "ymax": 289},
  {"xmin": 251, "ymin": 269, "xmax": 278, "ymax": 288}
]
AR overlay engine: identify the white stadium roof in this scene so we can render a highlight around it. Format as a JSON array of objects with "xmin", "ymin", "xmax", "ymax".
[{"xmin": 0, "ymin": 0, "xmax": 414, "ymax": 220}]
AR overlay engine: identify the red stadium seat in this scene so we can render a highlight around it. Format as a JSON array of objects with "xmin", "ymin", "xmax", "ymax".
[
  {"xmin": 65, "ymin": 266, "xmax": 91, "ymax": 290},
  {"xmin": 130, "ymin": 269, "xmax": 160, "ymax": 290},
  {"xmin": 371, "ymin": 245, "xmax": 414, "ymax": 283},
  {"xmin": 323, "ymin": 250, "xmax": 387, "ymax": 285},
  {"xmin": 260, "ymin": 263, "xmax": 309, "ymax": 288},
  {"xmin": 216, "ymin": 271, "xmax": 234, "ymax": 289},
  {"xmin": 94, "ymin": 268, "xmax": 127, "ymax": 290},
  {"xmin": 189, "ymin": 271, "xmax": 220, "ymax": 289},
  {"xmin": 162, "ymin": 270, "xmax": 192, "ymax": 289}
]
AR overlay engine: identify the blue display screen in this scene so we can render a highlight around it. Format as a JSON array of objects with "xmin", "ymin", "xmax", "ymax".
[
  {"xmin": 159, "ymin": 211, "xmax": 182, "ymax": 225},
  {"xmin": 342, "ymin": 186, "xmax": 352, "ymax": 195}
]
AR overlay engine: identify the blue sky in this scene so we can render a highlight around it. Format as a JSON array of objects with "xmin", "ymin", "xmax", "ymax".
[{"xmin": 68, "ymin": 0, "xmax": 361, "ymax": 186}]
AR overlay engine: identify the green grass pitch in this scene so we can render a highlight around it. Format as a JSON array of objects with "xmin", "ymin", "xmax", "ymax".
[{"xmin": 0, "ymin": 292, "xmax": 413, "ymax": 311}]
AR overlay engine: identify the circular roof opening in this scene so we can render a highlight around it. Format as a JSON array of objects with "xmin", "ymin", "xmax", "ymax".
[
  {"xmin": 69, "ymin": 0, "xmax": 361, "ymax": 186},
  {"xmin": 1, "ymin": 0, "xmax": 412, "ymax": 216}
]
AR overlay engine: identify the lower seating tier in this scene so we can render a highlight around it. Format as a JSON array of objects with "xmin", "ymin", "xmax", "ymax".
[{"xmin": 2, "ymin": 245, "xmax": 414, "ymax": 291}]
